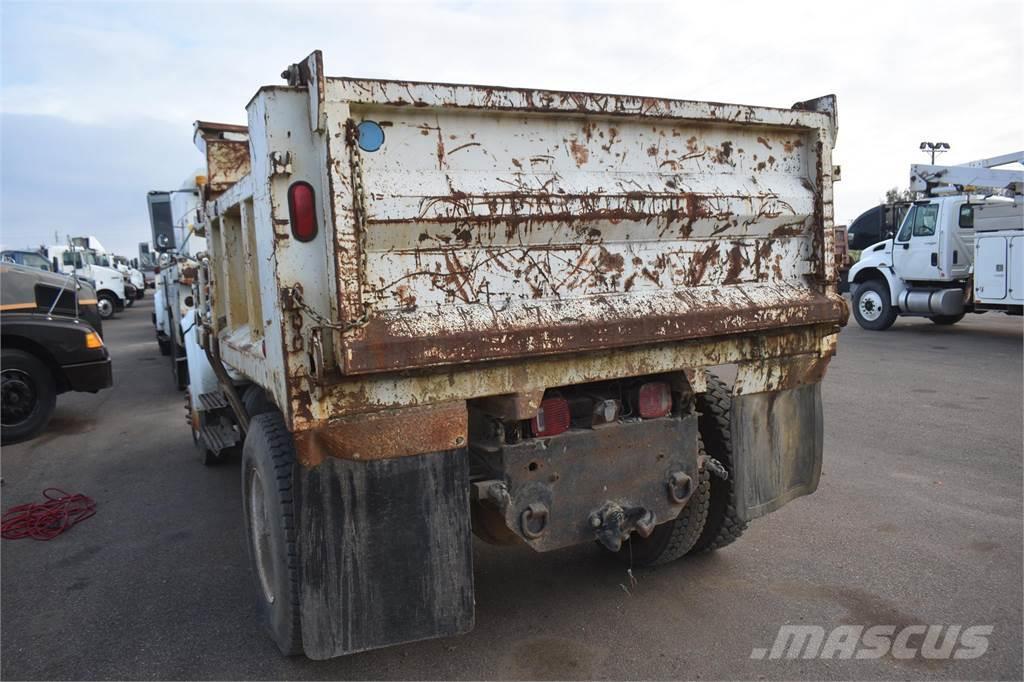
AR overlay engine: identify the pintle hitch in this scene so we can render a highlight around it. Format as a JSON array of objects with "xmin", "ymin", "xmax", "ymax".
[{"xmin": 589, "ymin": 502, "xmax": 656, "ymax": 553}]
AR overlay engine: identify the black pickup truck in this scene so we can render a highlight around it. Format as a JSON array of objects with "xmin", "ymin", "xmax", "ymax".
[{"xmin": 1, "ymin": 264, "xmax": 113, "ymax": 443}]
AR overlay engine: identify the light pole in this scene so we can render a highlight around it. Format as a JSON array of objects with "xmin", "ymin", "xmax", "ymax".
[{"xmin": 919, "ymin": 141, "xmax": 950, "ymax": 165}]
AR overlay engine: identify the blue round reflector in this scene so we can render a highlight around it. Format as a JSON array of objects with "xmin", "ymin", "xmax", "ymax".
[{"xmin": 357, "ymin": 121, "xmax": 385, "ymax": 152}]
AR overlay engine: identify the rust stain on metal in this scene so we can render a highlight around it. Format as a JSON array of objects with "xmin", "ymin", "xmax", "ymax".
[
  {"xmin": 292, "ymin": 400, "xmax": 467, "ymax": 467},
  {"xmin": 568, "ymin": 138, "xmax": 589, "ymax": 166},
  {"xmin": 339, "ymin": 294, "xmax": 847, "ymax": 375}
]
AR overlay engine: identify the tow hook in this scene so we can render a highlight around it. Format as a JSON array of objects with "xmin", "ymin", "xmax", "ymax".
[
  {"xmin": 520, "ymin": 503, "xmax": 549, "ymax": 539},
  {"xmin": 667, "ymin": 471, "xmax": 693, "ymax": 504},
  {"xmin": 590, "ymin": 503, "xmax": 656, "ymax": 552},
  {"xmin": 704, "ymin": 457, "xmax": 729, "ymax": 480}
]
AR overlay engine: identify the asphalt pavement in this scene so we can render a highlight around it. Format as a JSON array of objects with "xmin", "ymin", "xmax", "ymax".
[{"xmin": 2, "ymin": 298, "xmax": 1021, "ymax": 680}]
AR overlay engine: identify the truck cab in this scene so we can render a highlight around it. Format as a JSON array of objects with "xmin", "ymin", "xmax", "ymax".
[{"xmin": 45, "ymin": 245, "xmax": 127, "ymax": 320}]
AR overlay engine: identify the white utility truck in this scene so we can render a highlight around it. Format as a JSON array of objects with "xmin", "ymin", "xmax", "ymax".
[
  {"xmin": 849, "ymin": 152, "xmax": 1024, "ymax": 330},
  {"xmin": 182, "ymin": 51, "xmax": 846, "ymax": 659},
  {"xmin": 147, "ymin": 177, "xmax": 205, "ymax": 389},
  {"xmin": 43, "ymin": 243, "xmax": 127, "ymax": 319}
]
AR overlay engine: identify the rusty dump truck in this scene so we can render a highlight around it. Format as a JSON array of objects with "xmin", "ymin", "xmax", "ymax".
[{"xmin": 182, "ymin": 51, "xmax": 845, "ymax": 659}]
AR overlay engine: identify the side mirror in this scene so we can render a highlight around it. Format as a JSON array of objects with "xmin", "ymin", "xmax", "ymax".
[{"xmin": 52, "ymin": 257, "xmax": 59, "ymax": 272}]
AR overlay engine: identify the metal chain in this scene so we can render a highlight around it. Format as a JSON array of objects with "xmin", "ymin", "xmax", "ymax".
[
  {"xmin": 290, "ymin": 286, "xmax": 370, "ymax": 334},
  {"xmin": 286, "ymin": 119, "xmax": 373, "ymax": 338},
  {"xmin": 345, "ymin": 119, "xmax": 372, "ymax": 317}
]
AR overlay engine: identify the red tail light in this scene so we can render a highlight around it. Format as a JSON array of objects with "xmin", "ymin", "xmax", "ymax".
[
  {"xmin": 531, "ymin": 398, "xmax": 570, "ymax": 437},
  {"xmin": 638, "ymin": 382, "xmax": 672, "ymax": 418},
  {"xmin": 288, "ymin": 181, "xmax": 317, "ymax": 242}
]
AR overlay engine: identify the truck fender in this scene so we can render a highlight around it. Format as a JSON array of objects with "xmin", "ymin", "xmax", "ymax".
[{"xmin": 848, "ymin": 246, "xmax": 904, "ymax": 306}]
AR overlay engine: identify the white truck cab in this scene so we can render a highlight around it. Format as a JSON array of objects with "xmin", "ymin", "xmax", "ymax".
[
  {"xmin": 848, "ymin": 153, "xmax": 1023, "ymax": 330},
  {"xmin": 44, "ymin": 245, "xmax": 127, "ymax": 319}
]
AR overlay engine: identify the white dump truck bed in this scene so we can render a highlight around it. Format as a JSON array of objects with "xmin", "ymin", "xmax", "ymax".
[{"xmin": 196, "ymin": 51, "xmax": 844, "ymax": 429}]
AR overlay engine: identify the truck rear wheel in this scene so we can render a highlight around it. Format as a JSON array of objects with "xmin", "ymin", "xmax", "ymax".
[
  {"xmin": 852, "ymin": 280, "xmax": 897, "ymax": 331},
  {"xmin": 242, "ymin": 385, "xmax": 276, "ymax": 419},
  {"xmin": 688, "ymin": 373, "xmax": 748, "ymax": 553},
  {"xmin": 616, "ymin": 439, "xmax": 710, "ymax": 567},
  {"xmin": 930, "ymin": 313, "xmax": 965, "ymax": 325},
  {"xmin": 1, "ymin": 349, "xmax": 57, "ymax": 444},
  {"xmin": 242, "ymin": 412, "xmax": 303, "ymax": 656}
]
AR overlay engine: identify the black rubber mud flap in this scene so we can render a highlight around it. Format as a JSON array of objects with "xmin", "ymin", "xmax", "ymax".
[
  {"xmin": 295, "ymin": 448, "xmax": 475, "ymax": 660},
  {"xmin": 729, "ymin": 383, "xmax": 823, "ymax": 523}
]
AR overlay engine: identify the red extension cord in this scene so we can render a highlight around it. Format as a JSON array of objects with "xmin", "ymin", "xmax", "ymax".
[{"xmin": 1, "ymin": 488, "xmax": 96, "ymax": 540}]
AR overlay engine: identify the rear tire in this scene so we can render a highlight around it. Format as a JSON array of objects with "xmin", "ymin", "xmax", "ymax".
[
  {"xmin": 930, "ymin": 313, "xmax": 964, "ymax": 325},
  {"xmin": 688, "ymin": 373, "xmax": 748, "ymax": 553},
  {"xmin": 852, "ymin": 280, "xmax": 897, "ymax": 331},
  {"xmin": 1, "ymin": 349, "xmax": 57, "ymax": 444},
  {"xmin": 157, "ymin": 337, "xmax": 171, "ymax": 356},
  {"xmin": 242, "ymin": 412, "xmax": 303, "ymax": 656},
  {"xmin": 242, "ymin": 386, "xmax": 276, "ymax": 419}
]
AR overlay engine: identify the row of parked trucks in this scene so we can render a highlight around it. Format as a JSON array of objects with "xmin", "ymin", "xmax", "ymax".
[
  {"xmin": 146, "ymin": 51, "xmax": 847, "ymax": 660},
  {"xmin": 1, "ymin": 237, "xmax": 148, "ymax": 320},
  {"xmin": 0, "ymin": 225, "xmax": 166, "ymax": 444}
]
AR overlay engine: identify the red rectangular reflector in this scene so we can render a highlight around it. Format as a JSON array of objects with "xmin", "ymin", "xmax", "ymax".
[
  {"xmin": 638, "ymin": 382, "xmax": 672, "ymax": 418},
  {"xmin": 531, "ymin": 398, "xmax": 570, "ymax": 437}
]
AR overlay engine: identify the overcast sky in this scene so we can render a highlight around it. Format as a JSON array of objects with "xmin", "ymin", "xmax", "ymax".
[{"xmin": 1, "ymin": 0, "xmax": 1021, "ymax": 257}]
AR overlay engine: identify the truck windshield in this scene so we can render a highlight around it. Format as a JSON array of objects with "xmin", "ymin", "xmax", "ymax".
[{"xmin": 896, "ymin": 204, "xmax": 939, "ymax": 240}]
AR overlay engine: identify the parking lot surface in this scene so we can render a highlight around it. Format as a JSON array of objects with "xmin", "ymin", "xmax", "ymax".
[{"xmin": 2, "ymin": 298, "xmax": 1021, "ymax": 680}]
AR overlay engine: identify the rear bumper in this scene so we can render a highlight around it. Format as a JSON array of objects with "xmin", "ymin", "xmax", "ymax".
[{"xmin": 62, "ymin": 358, "xmax": 113, "ymax": 393}]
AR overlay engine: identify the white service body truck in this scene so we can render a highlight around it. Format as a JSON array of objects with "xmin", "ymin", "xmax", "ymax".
[
  {"xmin": 182, "ymin": 51, "xmax": 846, "ymax": 660},
  {"xmin": 147, "ymin": 178, "xmax": 206, "ymax": 389},
  {"xmin": 849, "ymin": 153, "xmax": 1023, "ymax": 329}
]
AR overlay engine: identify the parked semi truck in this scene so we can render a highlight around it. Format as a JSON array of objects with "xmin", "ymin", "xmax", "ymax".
[
  {"xmin": 849, "ymin": 152, "xmax": 1023, "ymax": 330},
  {"xmin": 182, "ymin": 51, "xmax": 845, "ymax": 659},
  {"xmin": 1, "ymin": 263, "xmax": 112, "ymax": 442}
]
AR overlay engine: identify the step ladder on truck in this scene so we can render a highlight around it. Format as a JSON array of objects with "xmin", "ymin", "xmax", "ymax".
[{"xmin": 848, "ymin": 151, "xmax": 1024, "ymax": 330}]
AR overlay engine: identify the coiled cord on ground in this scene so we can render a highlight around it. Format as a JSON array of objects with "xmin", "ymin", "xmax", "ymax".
[{"xmin": 1, "ymin": 488, "xmax": 96, "ymax": 540}]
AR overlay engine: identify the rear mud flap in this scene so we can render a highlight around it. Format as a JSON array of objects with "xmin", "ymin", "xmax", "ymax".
[
  {"xmin": 730, "ymin": 383, "xmax": 823, "ymax": 523},
  {"xmin": 295, "ymin": 449, "xmax": 475, "ymax": 659}
]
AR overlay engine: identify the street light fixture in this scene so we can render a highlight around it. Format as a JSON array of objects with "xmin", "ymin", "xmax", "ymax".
[{"xmin": 919, "ymin": 141, "xmax": 950, "ymax": 164}]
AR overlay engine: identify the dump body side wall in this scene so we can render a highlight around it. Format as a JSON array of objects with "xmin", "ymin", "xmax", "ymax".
[{"xmin": 205, "ymin": 76, "xmax": 842, "ymax": 437}]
